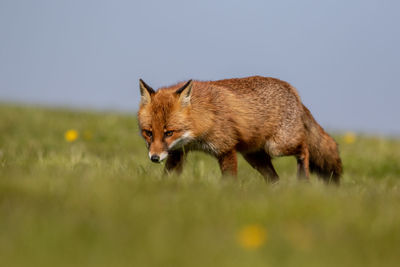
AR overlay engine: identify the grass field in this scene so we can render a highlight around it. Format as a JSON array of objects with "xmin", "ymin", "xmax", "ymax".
[{"xmin": 1, "ymin": 104, "xmax": 399, "ymax": 267}]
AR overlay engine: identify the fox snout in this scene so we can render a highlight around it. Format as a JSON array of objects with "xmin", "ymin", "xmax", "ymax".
[
  {"xmin": 150, "ymin": 155, "xmax": 160, "ymax": 163},
  {"xmin": 148, "ymin": 151, "xmax": 168, "ymax": 163}
]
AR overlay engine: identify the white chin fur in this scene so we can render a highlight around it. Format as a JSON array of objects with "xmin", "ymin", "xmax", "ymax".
[
  {"xmin": 159, "ymin": 151, "xmax": 168, "ymax": 161},
  {"xmin": 168, "ymin": 131, "xmax": 193, "ymax": 150}
]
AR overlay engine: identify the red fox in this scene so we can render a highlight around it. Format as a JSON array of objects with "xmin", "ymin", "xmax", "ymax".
[{"xmin": 137, "ymin": 76, "xmax": 342, "ymax": 184}]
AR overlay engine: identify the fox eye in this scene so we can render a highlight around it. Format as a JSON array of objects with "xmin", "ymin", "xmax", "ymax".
[
  {"xmin": 164, "ymin": 130, "xmax": 174, "ymax": 137},
  {"xmin": 144, "ymin": 130, "xmax": 152, "ymax": 138}
]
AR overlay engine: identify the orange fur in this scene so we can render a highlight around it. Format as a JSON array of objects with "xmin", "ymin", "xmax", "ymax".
[{"xmin": 138, "ymin": 76, "xmax": 342, "ymax": 184}]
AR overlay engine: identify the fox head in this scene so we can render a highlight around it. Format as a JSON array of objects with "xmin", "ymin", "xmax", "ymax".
[{"xmin": 137, "ymin": 79, "xmax": 194, "ymax": 163}]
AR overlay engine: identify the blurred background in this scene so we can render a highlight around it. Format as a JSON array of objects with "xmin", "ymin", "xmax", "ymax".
[{"xmin": 1, "ymin": 0, "xmax": 399, "ymax": 135}]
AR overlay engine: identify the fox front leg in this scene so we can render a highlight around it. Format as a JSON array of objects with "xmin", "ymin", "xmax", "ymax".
[
  {"xmin": 164, "ymin": 150, "xmax": 185, "ymax": 175},
  {"xmin": 217, "ymin": 149, "xmax": 238, "ymax": 177}
]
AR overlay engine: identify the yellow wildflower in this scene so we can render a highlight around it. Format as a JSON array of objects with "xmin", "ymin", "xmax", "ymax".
[
  {"xmin": 65, "ymin": 129, "xmax": 79, "ymax": 142},
  {"xmin": 237, "ymin": 224, "xmax": 267, "ymax": 250},
  {"xmin": 343, "ymin": 132, "xmax": 356, "ymax": 144}
]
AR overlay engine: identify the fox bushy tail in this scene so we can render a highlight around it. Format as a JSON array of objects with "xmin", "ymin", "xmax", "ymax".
[{"xmin": 302, "ymin": 105, "xmax": 342, "ymax": 184}]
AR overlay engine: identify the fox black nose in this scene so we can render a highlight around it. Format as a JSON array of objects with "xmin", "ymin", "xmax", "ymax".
[{"xmin": 151, "ymin": 155, "xmax": 160, "ymax": 163}]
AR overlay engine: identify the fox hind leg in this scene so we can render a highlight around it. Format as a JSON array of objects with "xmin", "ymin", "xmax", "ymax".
[
  {"xmin": 296, "ymin": 144, "xmax": 310, "ymax": 181},
  {"xmin": 164, "ymin": 149, "xmax": 186, "ymax": 175},
  {"xmin": 242, "ymin": 150, "xmax": 279, "ymax": 183}
]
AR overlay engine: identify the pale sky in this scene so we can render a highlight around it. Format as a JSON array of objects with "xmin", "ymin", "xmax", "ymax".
[{"xmin": 1, "ymin": 0, "xmax": 399, "ymax": 135}]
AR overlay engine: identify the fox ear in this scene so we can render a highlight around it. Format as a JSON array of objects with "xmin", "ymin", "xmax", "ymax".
[
  {"xmin": 139, "ymin": 79, "xmax": 155, "ymax": 105},
  {"xmin": 175, "ymin": 80, "xmax": 193, "ymax": 107}
]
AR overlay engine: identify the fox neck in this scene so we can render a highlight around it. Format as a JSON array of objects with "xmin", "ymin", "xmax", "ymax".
[
  {"xmin": 166, "ymin": 128, "xmax": 218, "ymax": 155},
  {"xmin": 168, "ymin": 130, "xmax": 194, "ymax": 151}
]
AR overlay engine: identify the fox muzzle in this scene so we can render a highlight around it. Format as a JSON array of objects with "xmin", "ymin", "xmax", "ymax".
[
  {"xmin": 148, "ymin": 151, "xmax": 168, "ymax": 163},
  {"xmin": 150, "ymin": 155, "xmax": 160, "ymax": 162}
]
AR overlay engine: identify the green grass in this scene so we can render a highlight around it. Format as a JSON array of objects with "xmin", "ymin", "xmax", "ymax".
[{"xmin": 1, "ymin": 104, "xmax": 399, "ymax": 267}]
